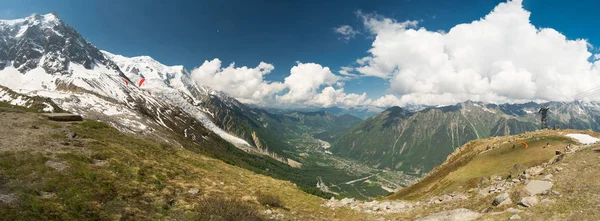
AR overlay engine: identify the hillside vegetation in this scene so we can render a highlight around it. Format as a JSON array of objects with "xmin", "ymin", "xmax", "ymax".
[{"xmin": 0, "ymin": 104, "xmax": 381, "ymax": 220}]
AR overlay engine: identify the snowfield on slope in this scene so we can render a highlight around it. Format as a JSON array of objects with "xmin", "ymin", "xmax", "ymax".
[{"xmin": 566, "ymin": 134, "xmax": 600, "ymax": 144}]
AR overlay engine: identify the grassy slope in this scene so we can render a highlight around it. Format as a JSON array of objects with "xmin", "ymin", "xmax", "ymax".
[
  {"xmin": 378, "ymin": 130, "xmax": 600, "ymax": 220},
  {"xmin": 390, "ymin": 130, "xmax": 572, "ymax": 200},
  {"xmin": 0, "ymin": 106, "xmax": 379, "ymax": 220}
]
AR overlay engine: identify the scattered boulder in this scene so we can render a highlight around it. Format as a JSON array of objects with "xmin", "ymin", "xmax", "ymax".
[
  {"xmin": 540, "ymin": 198, "xmax": 555, "ymax": 204},
  {"xmin": 492, "ymin": 192, "xmax": 512, "ymax": 206},
  {"xmin": 188, "ymin": 188, "xmax": 200, "ymax": 195},
  {"xmin": 510, "ymin": 214, "xmax": 522, "ymax": 220},
  {"xmin": 45, "ymin": 160, "xmax": 68, "ymax": 171},
  {"xmin": 40, "ymin": 191, "xmax": 56, "ymax": 199},
  {"xmin": 525, "ymin": 166, "xmax": 544, "ymax": 177},
  {"xmin": 555, "ymin": 167, "xmax": 564, "ymax": 172},
  {"xmin": 491, "ymin": 175, "xmax": 502, "ymax": 182},
  {"xmin": 0, "ymin": 194, "xmax": 16, "ymax": 204},
  {"xmin": 417, "ymin": 208, "xmax": 481, "ymax": 221},
  {"xmin": 478, "ymin": 176, "xmax": 490, "ymax": 187},
  {"xmin": 43, "ymin": 113, "xmax": 83, "ymax": 122},
  {"xmin": 524, "ymin": 180, "xmax": 553, "ymax": 196},
  {"xmin": 506, "ymin": 208, "xmax": 522, "ymax": 213},
  {"xmin": 519, "ymin": 196, "xmax": 539, "ymax": 208}
]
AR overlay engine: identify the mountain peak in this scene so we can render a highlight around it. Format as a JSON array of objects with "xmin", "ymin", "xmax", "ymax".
[{"xmin": 0, "ymin": 13, "xmax": 62, "ymax": 27}]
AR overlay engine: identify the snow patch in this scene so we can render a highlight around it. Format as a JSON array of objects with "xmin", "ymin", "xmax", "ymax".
[{"xmin": 566, "ymin": 134, "xmax": 600, "ymax": 145}]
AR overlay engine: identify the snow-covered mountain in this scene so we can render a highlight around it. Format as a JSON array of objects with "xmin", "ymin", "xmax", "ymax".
[{"xmin": 0, "ymin": 13, "xmax": 268, "ymax": 156}]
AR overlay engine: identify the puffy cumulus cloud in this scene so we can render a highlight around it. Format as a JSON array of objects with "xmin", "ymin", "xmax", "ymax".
[
  {"xmin": 190, "ymin": 59, "xmax": 285, "ymax": 105},
  {"xmin": 277, "ymin": 62, "xmax": 340, "ymax": 103},
  {"xmin": 355, "ymin": 0, "xmax": 600, "ymax": 106},
  {"xmin": 276, "ymin": 63, "xmax": 371, "ymax": 108},
  {"xmin": 334, "ymin": 25, "xmax": 359, "ymax": 42},
  {"xmin": 191, "ymin": 60, "xmax": 372, "ymax": 108},
  {"xmin": 371, "ymin": 94, "xmax": 402, "ymax": 107},
  {"xmin": 311, "ymin": 86, "xmax": 370, "ymax": 108}
]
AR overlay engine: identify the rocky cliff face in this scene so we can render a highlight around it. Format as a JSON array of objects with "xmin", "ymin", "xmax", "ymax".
[{"xmin": 0, "ymin": 13, "xmax": 123, "ymax": 76}]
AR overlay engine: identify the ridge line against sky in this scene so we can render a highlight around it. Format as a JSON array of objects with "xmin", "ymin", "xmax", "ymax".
[{"xmin": 3, "ymin": 0, "xmax": 600, "ymax": 109}]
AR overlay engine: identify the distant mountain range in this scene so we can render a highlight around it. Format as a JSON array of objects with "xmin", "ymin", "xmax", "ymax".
[{"xmin": 332, "ymin": 100, "xmax": 600, "ymax": 175}]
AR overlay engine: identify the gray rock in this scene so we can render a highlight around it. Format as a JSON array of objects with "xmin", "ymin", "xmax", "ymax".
[
  {"xmin": 417, "ymin": 208, "xmax": 481, "ymax": 221},
  {"xmin": 525, "ymin": 166, "xmax": 544, "ymax": 176},
  {"xmin": 540, "ymin": 198, "xmax": 555, "ymax": 204},
  {"xmin": 492, "ymin": 192, "xmax": 512, "ymax": 206},
  {"xmin": 0, "ymin": 194, "xmax": 16, "ymax": 204},
  {"xmin": 510, "ymin": 214, "xmax": 522, "ymax": 220},
  {"xmin": 45, "ymin": 160, "xmax": 68, "ymax": 171},
  {"xmin": 187, "ymin": 188, "xmax": 199, "ymax": 195},
  {"xmin": 555, "ymin": 167, "xmax": 563, "ymax": 172},
  {"xmin": 506, "ymin": 208, "xmax": 522, "ymax": 213},
  {"xmin": 519, "ymin": 196, "xmax": 539, "ymax": 207},
  {"xmin": 524, "ymin": 180, "xmax": 553, "ymax": 196}
]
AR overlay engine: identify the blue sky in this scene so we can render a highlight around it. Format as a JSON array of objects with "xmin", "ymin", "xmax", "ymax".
[{"xmin": 3, "ymin": 0, "xmax": 600, "ymax": 107}]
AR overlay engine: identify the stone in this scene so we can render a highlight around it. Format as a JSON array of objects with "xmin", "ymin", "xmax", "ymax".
[
  {"xmin": 0, "ymin": 194, "xmax": 16, "ymax": 204},
  {"xmin": 40, "ymin": 191, "xmax": 56, "ymax": 199},
  {"xmin": 492, "ymin": 192, "xmax": 512, "ymax": 206},
  {"xmin": 479, "ymin": 176, "xmax": 490, "ymax": 187},
  {"xmin": 555, "ymin": 167, "xmax": 563, "ymax": 172},
  {"xmin": 506, "ymin": 208, "xmax": 522, "ymax": 213},
  {"xmin": 525, "ymin": 166, "xmax": 544, "ymax": 176},
  {"xmin": 542, "ymin": 174, "xmax": 553, "ymax": 181},
  {"xmin": 519, "ymin": 196, "xmax": 539, "ymax": 207},
  {"xmin": 340, "ymin": 198, "xmax": 355, "ymax": 205},
  {"xmin": 187, "ymin": 188, "xmax": 199, "ymax": 195},
  {"xmin": 540, "ymin": 198, "xmax": 555, "ymax": 204},
  {"xmin": 416, "ymin": 208, "xmax": 481, "ymax": 221},
  {"xmin": 524, "ymin": 180, "xmax": 553, "ymax": 196},
  {"xmin": 42, "ymin": 113, "xmax": 83, "ymax": 122},
  {"xmin": 491, "ymin": 175, "xmax": 502, "ymax": 181},
  {"xmin": 510, "ymin": 214, "xmax": 522, "ymax": 220},
  {"xmin": 45, "ymin": 160, "xmax": 68, "ymax": 171}
]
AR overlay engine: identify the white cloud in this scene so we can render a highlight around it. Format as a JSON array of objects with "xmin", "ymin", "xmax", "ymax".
[
  {"xmin": 311, "ymin": 86, "xmax": 370, "ymax": 108},
  {"xmin": 190, "ymin": 59, "xmax": 285, "ymax": 105},
  {"xmin": 334, "ymin": 25, "xmax": 359, "ymax": 42},
  {"xmin": 355, "ymin": 0, "xmax": 600, "ymax": 106},
  {"xmin": 371, "ymin": 94, "xmax": 402, "ymax": 107},
  {"xmin": 191, "ymin": 59, "xmax": 370, "ymax": 108},
  {"xmin": 277, "ymin": 62, "xmax": 340, "ymax": 103}
]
